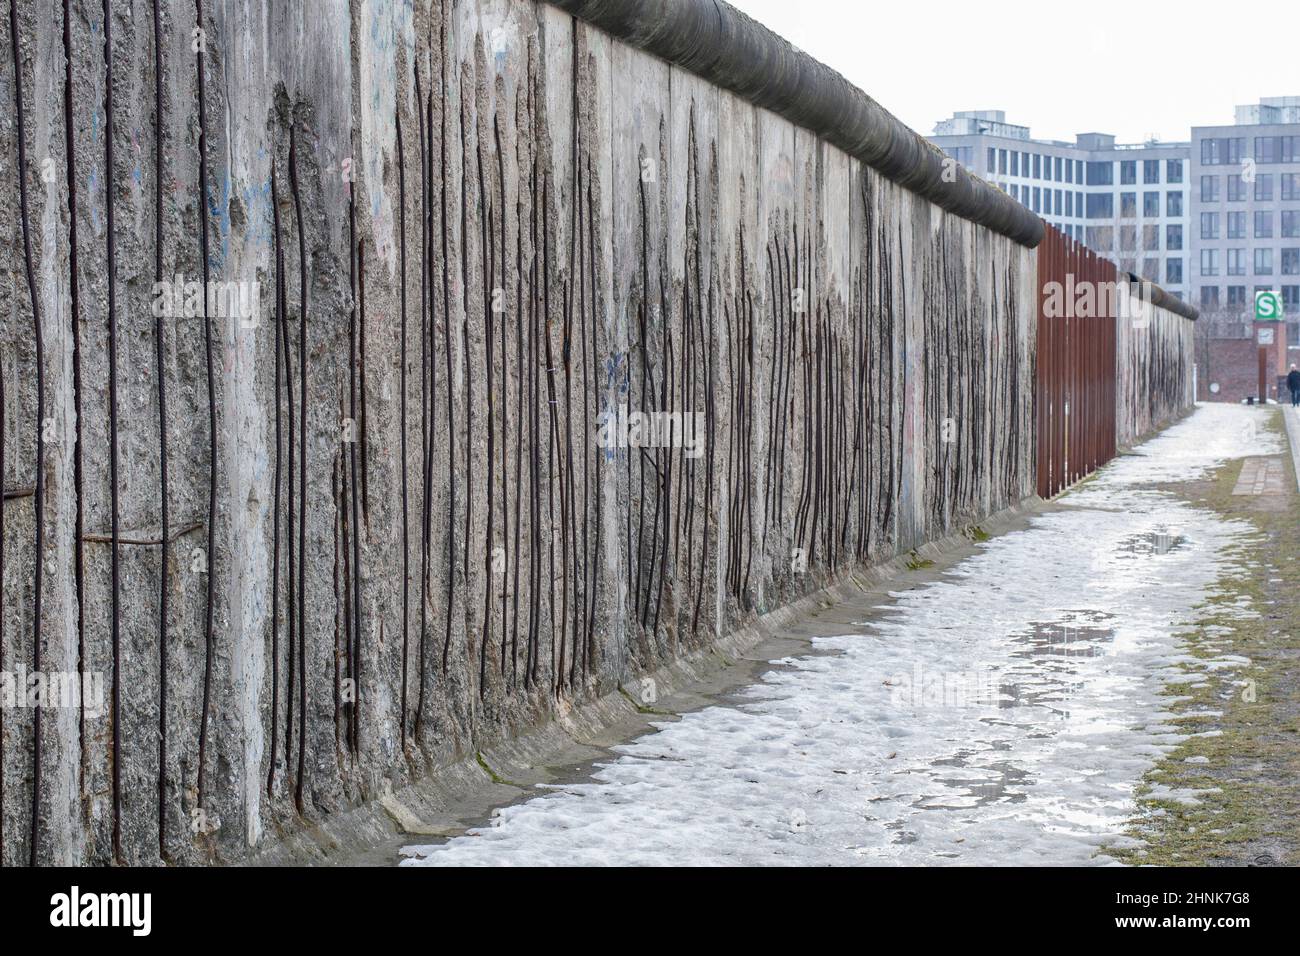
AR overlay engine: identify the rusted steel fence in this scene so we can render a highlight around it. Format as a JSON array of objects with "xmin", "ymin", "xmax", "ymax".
[
  {"xmin": 1035, "ymin": 222, "xmax": 1198, "ymax": 497},
  {"xmin": 1035, "ymin": 225, "xmax": 1118, "ymax": 498}
]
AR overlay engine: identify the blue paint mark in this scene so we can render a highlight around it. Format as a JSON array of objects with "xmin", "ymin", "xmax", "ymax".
[
  {"xmin": 205, "ymin": 174, "xmax": 234, "ymax": 273},
  {"xmin": 88, "ymin": 168, "xmax": 102, "ymax": 231},
  {"xmin": 242, "ymin": 179, "xmax": 273, "ymax": 251},
  {"xmin": 605, "ymin": 351, "xmax": 629, "ymax": 395}
]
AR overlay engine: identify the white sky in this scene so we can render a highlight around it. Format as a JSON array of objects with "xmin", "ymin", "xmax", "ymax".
[{"xmin": 726, "ymin": 0, "xmax": 1300, "ymax": 144}]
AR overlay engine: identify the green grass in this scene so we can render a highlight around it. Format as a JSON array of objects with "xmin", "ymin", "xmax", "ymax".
[
  {"xmin": 1102, "ymin": 412, "xmax": 1300, "ymax": 865},
  {"xmin": 905, "ymin": 552, "xmax": 935, "ymax": 571}
]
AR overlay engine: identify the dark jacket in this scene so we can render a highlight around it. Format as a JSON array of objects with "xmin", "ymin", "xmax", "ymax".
[{"xmin": 1288, "ymin": 369, "xmax": 1300, "ymax": 391}]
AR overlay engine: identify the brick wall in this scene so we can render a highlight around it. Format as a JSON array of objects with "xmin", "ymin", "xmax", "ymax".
[{"xmin": 1199, "ymin": 338, "xmax": 1262, "ymax": 402}]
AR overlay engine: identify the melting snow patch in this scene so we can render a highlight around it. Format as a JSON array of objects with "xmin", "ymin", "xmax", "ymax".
[{"xmin": 405, "ymin": 406, "xmax": 1269, "ymax": 867}]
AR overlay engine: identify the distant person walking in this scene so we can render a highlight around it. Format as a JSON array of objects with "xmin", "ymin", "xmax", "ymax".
[{"xmin": 1289, "ymin": 364, "xmax": 1300, "ymax": 407}]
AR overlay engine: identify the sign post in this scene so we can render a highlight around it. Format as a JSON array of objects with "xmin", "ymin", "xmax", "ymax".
[{"xmin": 1254, "ymin": 291, "xmax": 1285, "ymax": 402}]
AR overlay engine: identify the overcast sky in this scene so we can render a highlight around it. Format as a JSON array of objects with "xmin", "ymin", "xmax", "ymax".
[{"xmin": 727, "ymin": 0, "xmax": 1300, "ymax": 144}]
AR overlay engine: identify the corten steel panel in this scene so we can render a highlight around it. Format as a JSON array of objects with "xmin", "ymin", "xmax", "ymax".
[{"xmin": 1035, "ymin": 224, "xmax": 1118, "ymax": 497}]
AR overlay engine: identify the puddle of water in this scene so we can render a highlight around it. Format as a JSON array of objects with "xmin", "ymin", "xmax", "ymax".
[
  {"xmin": 1012, "ymin": 610, "xmax": 1117, "ymax": 661},
  {"xmin": 1115, "ymin": 528, "xmax": 1187, "ymax": 557},
  {"xmin": 911, "ymin": 758, "xmax": 1033, "ymax": 810}
]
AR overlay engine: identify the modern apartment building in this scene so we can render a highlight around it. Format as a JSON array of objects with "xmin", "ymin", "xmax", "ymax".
[
  {"xmin": 1189, "ymin": 96, "xmax": 1300, "ymax": 348},
  {"xmin": 931, "ymin": 110, "xmax": 1191, "ymax": 300}
]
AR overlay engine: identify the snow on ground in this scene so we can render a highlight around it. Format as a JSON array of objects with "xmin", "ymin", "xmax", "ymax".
[{"xmin": 404, "ymin": 404, "xmax": 1278, "ymax": 866}]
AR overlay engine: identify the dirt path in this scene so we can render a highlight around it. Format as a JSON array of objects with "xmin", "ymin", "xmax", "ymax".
[{"xmin": 1105, "ymin": 406, "xmax": 1300, "ymax": 866}]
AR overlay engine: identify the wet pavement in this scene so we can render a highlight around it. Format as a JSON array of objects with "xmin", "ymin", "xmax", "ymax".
[{"xmin": 402, "ymin": 405, "xmax": 1281, "ymax": 866}]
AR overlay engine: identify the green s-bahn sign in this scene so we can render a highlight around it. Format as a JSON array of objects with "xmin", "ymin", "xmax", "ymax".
[{"xmin": 1255, "ymin": 290, "xmax": 1284, "ymax": 321}]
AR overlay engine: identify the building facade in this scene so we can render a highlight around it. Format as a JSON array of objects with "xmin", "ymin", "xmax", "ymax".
[
  {"xmin": 931, "ymin": 111, "xmax": 1190, "ymax": 300},
  {"xmin": 1189, "ymin": 96, "xmax": 1300, "ymax": 354},
  {"xmin": 933, "ymin": 99, "xmax": 1300, "ymax": 401}
]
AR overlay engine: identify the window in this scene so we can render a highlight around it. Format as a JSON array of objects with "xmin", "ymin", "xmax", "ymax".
[
  {"xmin": 1201, "ymin": 212, "xmax": 1220, "ymax": 239},
  {"xmin": 999, "ymin": 149, "xmax": 1008, "ymax": 175},
  {"xmin": 1087, "ymin": 161, "xmax": 1113, "ymax": 186},
  {"xmin": 1255, "ymin": 174, "xmax": 1273, "ymax": 201},
  {"xmin": 1119, "ymin": 160, "xmax": 1136, "ymax": 185},
  {"xmin": 1066, "ymin": 191, "xmax": 1073, "ymax": 217},
  {"xmin": 1086, "ymin": 193, "xmax": 1113, "ymax": 218},
  {"xmin": 1201, "ymin": 137, "xmax": 1244, "ymax": 165},
  {"xmin": 1120, "ymin": 192, "xmax": 1137, "ymax": 218},
  {"xmin": 1032, "ymin": 187, "xmax": 1041, "ymax": 212},
  {"xmin": 1227, "ymin": 286, "xmax": 1247, "ymax": 306},
  {"xmin": 1142, "ymin": 257, "xmax": 1160, "ymax": 281},
  {"xmin": 1076, "ymin": 191, "xmax": 1084, "ymax": 215},
  {"xmin": 1227, "ymin": 211, "xmax": 1246, "ymax": 238},
  {"xmin": 1120, "ymin": 225, "xmax": 1137, "ymax": 250},
  {"xmin": 1256, "ymin": 136, "xmax": 1280, "ymax": 164},
  {"xmin": 1200, "ymin": 285, "xmax": 1220, "ymax": 306},
  {"xmin": 1201, "ymin": 175, "xmax": 1219, "ymax": 202},
  {"xmin": 1054, "ymin": 189, "xmax": 1063, "ymax": 215},
  {"xmin": 1143, "ymin": 191, "xmax": 1160, "ymax": 217},
  {"xmin": 1054, "ymin": 156, "xmax": 1063, "ymax": 182},
  {"xmin": 1283, "ymin": 286, "xmax": 1300, "ymax": 310},
  {"xmin": 1143, "ymin": 159, "xmax": 1160, "ymax": 184},
  {"xmin": 1143, "ymin": 224, "xmax": 1160, "ymax": 250},
  {"xmin": 1282, "ymin": 248, "xmax": 1300, "ymax": 276},
  {"xmin": 1033, "ymin": 154, "xmax": 1041, "ymax": 179},
  {"xmin": 1086, "ymin": 226, "xmax": 1114, "ymax": 250},
  {"xmin": 1284, "ymin": 211, "xmax": 1300, "ymax": 238},
  {"xmin": 1284, "ymin": 136, "xmax": 1300, "ymax": 163},
  {"xmin": 1166, "ymin": 159, "xmax": 1183, "ymax": 183},
  {"xmin": 1254, "ymin": 248, "xmax": 1273, "ymax": 275},
  {"xmin": 1227, "ymin": 174, "xmax": 1247, "ymax": 201},
  {"xmin": 988, "ymin": 147, "xmax": 996, "ymax": 172},
  {"xmin": 1166, "ymin": 258, "xmax": 1183, "ymax": 284},
  {"xmin": 1065, "ymin": 159, "xmax": 1074, "ymax": 184},
  {"xmin": 1226, "ymin": 248, "xmax": 1247, "ymax": 276},
  {"xmin": 1282, "ymin": 173, "xmax": 1300, "ymax": 200},
  {"xmin": 1166, "ymin": 224, "xmax": 1183, "ymax": 250},
  {"xmin": 1166, "ymin": 191, "xmax": 1183, "ymax": 216},
  {"xmin": 1200, "ymin": 249, "xmax": 1219, "ymax": 276},
  {"xmin": 1255, "ymin": 210, "xmax": 1273, "ymax": 238},
  {"xmin": 1010, "ymin": 151, "xmax": 1019, "ymax": 176}
]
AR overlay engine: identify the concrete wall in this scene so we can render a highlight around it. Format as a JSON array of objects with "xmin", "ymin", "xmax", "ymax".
[
  {"xmin": 1116, "ymin": 290, "xmax": 1197, "ymax": 446},
  {"xmin": 0, "ymin": 0, "xmax": 1037, "ymax": 865}
]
